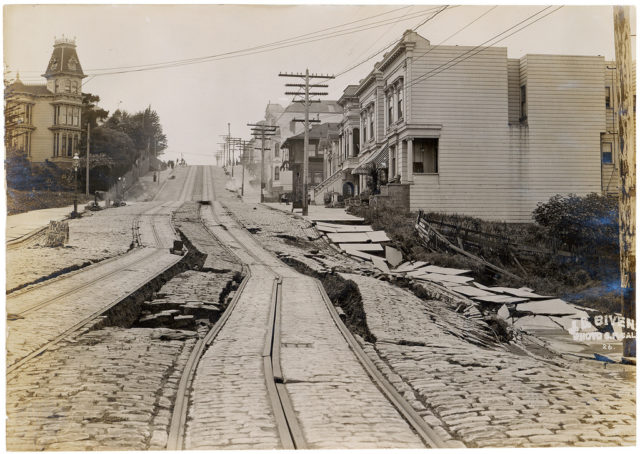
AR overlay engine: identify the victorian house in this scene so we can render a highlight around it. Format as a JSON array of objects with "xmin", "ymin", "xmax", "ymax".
[
  {"xmin": 314, "ymin": 29, "xmax": 621, "ymax": 222},
  {"xmin": 5, "ymin": 37, "xmax": 85, "ymax": 166}
]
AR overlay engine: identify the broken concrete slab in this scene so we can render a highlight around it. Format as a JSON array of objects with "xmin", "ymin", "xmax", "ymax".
[
  {"xmin": 366, "ymin": 231, "xmax": 391, "ymax": 242},
  {"xmin": 473, "ymin": 295, "xmax": 529, "ymax": 304},
  {"xmin": 338, "ymin": 243, "xmax": 383, "ymax": 252},
  {"xmin": 473, "ymin": 282, "xmax": 504, "ymax": 293},
  {"xmin": 316, "ymin": 222, "xmax": 373, "ymax": 233},
  {"xmin": 516, "ymin": 299, "xmax": 586, "ymax": 316},
  {"xmin": 450, "ymin": 285, "xmax": 495, "ymax": 297},
  {"xmin": 327, "ymin": 232, "xmax": 372, "ymax": 243},
  {"xmin": 393, "ymin": 261, "xmax": 429, "ymax": 273},
  {"xmin": 513, "ymin": 315, "xmax": 563, "ymax": 330},
  {"xmin": 315, "ymin": 225, "xmax": 339, "ymax": 233},
  {"xmin": 491, "ymin": 287, "xmax": 553, "ymax": 299},
  {"xmin": 414, "ymin": 273, "xmax": 475, "ymax": 285},
  {"xmin": 385, "ymin": 246, "xmax": 403, "ymax": 267},
  {"xmin": 497, "ymin": 304, "xmax": 510, "ymax": 320},
  {"xmin": 421, "ymin": 265, "xmax": 472, "ymax": 276},
  {"xmin": 371, "ymin": 256, "xmax": 390, "ymax": 274}
]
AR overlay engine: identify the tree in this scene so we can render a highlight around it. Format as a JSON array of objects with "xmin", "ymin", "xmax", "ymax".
[{"xmin": 81, "ymin": 93, "xmax": 109, "ymax": 130}]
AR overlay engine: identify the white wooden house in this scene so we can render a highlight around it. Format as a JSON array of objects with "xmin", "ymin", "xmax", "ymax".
[{"xmin": 315, "ymin": 29, "xmax": 625, "ymax": 223}]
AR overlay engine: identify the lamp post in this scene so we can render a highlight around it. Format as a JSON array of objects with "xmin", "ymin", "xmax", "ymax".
[{"xmin": 72, "ymin": 152, "xmax": 80, "ymax": 217}]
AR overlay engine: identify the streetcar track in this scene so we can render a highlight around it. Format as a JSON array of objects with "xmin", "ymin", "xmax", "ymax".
[
  {"xmin": 6, "ymin": 172, "xmax": 199, "ymax": 379},
  {"xmin": 7, "ymin": 248, "xmax": 163, "ymax": 317},
  {"xmin": 175, "ymin": 165, "xmax": 446, "ymax": 449}
]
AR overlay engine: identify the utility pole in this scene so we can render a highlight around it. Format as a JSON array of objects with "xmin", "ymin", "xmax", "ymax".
[
  {"xmin": 228, "ymin": 123, "xmax": 234, "ymax": 177},
  {"xmin": 86, "ymin": 122, "xmax": 90, "ymax": 196},
  {"xmin": 613, "ymin": 6, "xmax": 636, "ymax": 359},
  {"xmin": 248, "ymin": 123, "xmax": 276, "ymax": 203},
  {"xmin": 279, "ymin": 70, "xmax": 334, "ymax": 215}
]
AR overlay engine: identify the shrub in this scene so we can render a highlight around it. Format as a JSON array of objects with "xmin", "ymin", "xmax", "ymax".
[{"xmin": 532, "ymin": 193, "xmax": 619, "ymax": 257}]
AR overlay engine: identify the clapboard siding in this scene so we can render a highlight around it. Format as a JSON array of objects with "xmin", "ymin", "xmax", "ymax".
[
  {"xmin": 31, "ymin": 99, "xmax": 55, "ymax": 162},
  {"xmin": 522, "ymin": 54, "xmax": 605, "ymax": 217},
  {"xmin": 408, "ymin": 44, "xmax": 523, "ymax": 220}
]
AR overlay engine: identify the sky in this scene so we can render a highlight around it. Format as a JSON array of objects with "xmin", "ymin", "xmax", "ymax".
[{"xmin": 3, "ymin": 2, "xmax": 637, "ymax": 165}]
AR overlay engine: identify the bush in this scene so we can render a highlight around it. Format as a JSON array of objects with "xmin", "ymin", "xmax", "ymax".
[{"xmin": 533, "ymin": 193, "xmax": 619, "ymax": 256}]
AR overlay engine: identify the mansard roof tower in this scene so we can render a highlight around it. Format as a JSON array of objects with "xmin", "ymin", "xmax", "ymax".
[{"xmin": 43, "ymin": 36, "xmax": 86, "ymax": 96}]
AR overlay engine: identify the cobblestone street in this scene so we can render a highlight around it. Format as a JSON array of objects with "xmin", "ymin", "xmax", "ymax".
[
  {"xmin": 222, "ymin": 192, "xmax": 637, "ymax": 448},
  {"xmin": 5, "ymin": 165, "xmax": 636, "ymax": 450}
]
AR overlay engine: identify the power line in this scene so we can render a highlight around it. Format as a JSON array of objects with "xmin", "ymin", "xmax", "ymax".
[
  {"xmin": 405, "ymin": 5, "xmax": 562, "ymax": 90},
  {"xmin": 334, "ymin": 5, "xmax": 451, "ymax": 79},
  {"xmin": 87, "ymin": 8, "xmax": 445, "ymax": 77},
  {"xmin": 14, "ymin": 5, "xmax": 419, "ymax": 77}
]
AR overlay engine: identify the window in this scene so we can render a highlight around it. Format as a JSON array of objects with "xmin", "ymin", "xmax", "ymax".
[
  {"xmin": 352, "ymin": 128, "xmax": 360, "ymax": 157},
  {"xmin": 369, "ymin": 109, "xmax": 374, "ymax": 141},
  {"xmin": 362, "ymin": 117, "xmax": 367, "ymax": 143},
  {"xmin": 387, "ymin": 92, "xmax": 394, "ymax": 126},
  {"xmin": 274, "ymin": 142, "xmax": 280, "ymax": 158},
  {"xmin": 605, "ymin": 87, "xmax": 611, "ymax": 109},
  {"xmin": 73, "ymin": 107, "xmax": 80, "ymax": 126},
  {"xmin": 520, "ymin": 85, "xmax": 527, "ymax": 121},
  {"xmin": 65, "ymin": 79, "xmax": 71, "ymax": 93},
  {"xmin": 24, "ymin": 104, "xmax": 32, "ymax": 125},
  {"xmin": 274, "ymin": 167, "xmax": 280, "ymax": 181},
  {"xmin": 66, "ymin": 106, "xmax": 72, "ymax": 125},
  {"xmin": 73, "ymin": 134, "xmax": 79, "ymax": 155},
  {"xmin": 397, "ymin": 87, "xmax": 403, "ymax": 120},
  {"xmin": 67, "ymin": 135, "xmax": 73, "ymax": 156},
  {"xmin": 413, "ymin": 138, "xmax": 438, "ymax": 174},
  {"xmin": 313, "ymin": 172, "xmax": 323, "ymax": 184},
  {"xmin": 61, "ymin": 133, "xmax": 67, "ymax": 156},
  {"xmin": 53, "ymin": 133, "xmax": 58, "ymax": 156},
  {"xmin": 602, "ymin": 142, "xmax": 613, "ymax": 164},
  {"xmin": 390, "ymin": 146, "xmax": 397, "ymax": 178},
  {"xmin": 72, "ymin": 81, "xmax": 79, "ymax": 94}
]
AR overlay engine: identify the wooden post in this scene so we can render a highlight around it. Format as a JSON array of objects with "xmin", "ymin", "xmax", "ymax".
[
  {"xmin": 613, "ymin": 6, "xmax": 636, "ymax": 358},
  {"xmin": 86, "ymin": 122, "xmax": 90, "ymax": 196}
]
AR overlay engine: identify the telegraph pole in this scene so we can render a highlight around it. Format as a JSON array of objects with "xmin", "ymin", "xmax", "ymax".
[
  {"xmin": 248, "ymin": 123, "xmax": 276, "ymax": 202},
  {"xmin": 86, "ymin": 122, "xmax": 90, "ymax": 196},
  {"xmin": 613, "ymin": 6, "xmax": 636, "ymax": 359},
  {"xmin": 279, "ymin": 70, "xmax": 334, "ymax": 215}
]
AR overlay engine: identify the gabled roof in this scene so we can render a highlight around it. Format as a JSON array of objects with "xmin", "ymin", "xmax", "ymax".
[
  {"xmin": 281, "ymin": 122, "xmax": 340, "ymax": 148},
  {"xmin": 6, "ymin": 80, "xmax": 53, "ymax": 97}
]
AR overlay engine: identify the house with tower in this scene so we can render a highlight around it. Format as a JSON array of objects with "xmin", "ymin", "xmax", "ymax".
[{"xmin": 6, "ymin": 36, "xmax": 86, "ymax": 166}]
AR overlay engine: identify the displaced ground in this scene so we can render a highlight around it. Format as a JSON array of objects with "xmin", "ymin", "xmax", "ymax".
[
  {"xmin": 223, "ymin": 198, "xmax": 636, "ymax": 448},
  {"xmin": 6, "ymin": 203, "xmax": 143, "ymax": 291},
  {"xmin": 6, "ymin": 200, "xmax": 243, "ymax": 450}
]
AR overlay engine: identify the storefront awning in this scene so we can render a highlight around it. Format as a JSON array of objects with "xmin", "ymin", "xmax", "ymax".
[{"xmin": 352, "ymin": 145, "xmax": 388, "ymax": 175}]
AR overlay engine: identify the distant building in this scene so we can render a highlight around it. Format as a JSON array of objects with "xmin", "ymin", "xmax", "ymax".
[
  {"xmin": 5, "ymin": 37, "xmax": 86, "ymax": 165},
  {"xmin": 281, "ymin": 122, "xmax": 340, "ymax": 205},
  {"xmin": 313, "ymin": 29, "xmax": 632, "ymax": 222},
  {"xmin": 259, "ymin": 100, "xmax": 342, "ymax": 200}
]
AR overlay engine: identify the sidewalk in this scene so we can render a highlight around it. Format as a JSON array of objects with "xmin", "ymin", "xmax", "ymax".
[
  {"xmin": 262, "ymin": 202, "xmax": 364, "ymax": 223},
  {"xmin": 6, "ymin": 204, "xmax": 88, "ymax": 243}
]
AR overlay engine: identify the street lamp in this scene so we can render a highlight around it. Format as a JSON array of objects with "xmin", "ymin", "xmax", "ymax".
[{"xmin": 72, "ymin": 152, "xmax": 80, "ymax": 217}]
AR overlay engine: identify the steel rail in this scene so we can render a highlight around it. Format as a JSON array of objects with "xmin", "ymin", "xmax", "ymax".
[
  {"xmin": 7, "ymin": 201, "xmax": 167, "ymax": 300},
  {"xmin": 198, "ymin": 166, "xmax": 307, "ymax": 449},
  {"xmin": 6, "ymin": 248, "xmax": 180, "ymax": 378},
  {"xmin": 7, "ymin": 200, "xmax": 174, "ymax": 315},
  {"xmin": 313, "ymin": 280, "xmax": 450, "ymax": 448},
  {"xmin": 7, "ymin": 248, "xmax": 161, "ymax": 317},
  {"xmin": 203, "ymin": 165, "xmax": 448, "ymax": 448},
  {"xmin": 166, "ymin": 264, "xmax": 252, "ymax": 450}
]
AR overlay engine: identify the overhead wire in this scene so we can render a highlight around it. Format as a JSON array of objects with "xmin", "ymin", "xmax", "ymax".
[
  {"xmin": 404, "ymin": 5, "xmax": 563, "ymax": 90},
  {"xmin": 333, "ymin": 5, "xmax": 451, "ymax": 79}
]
